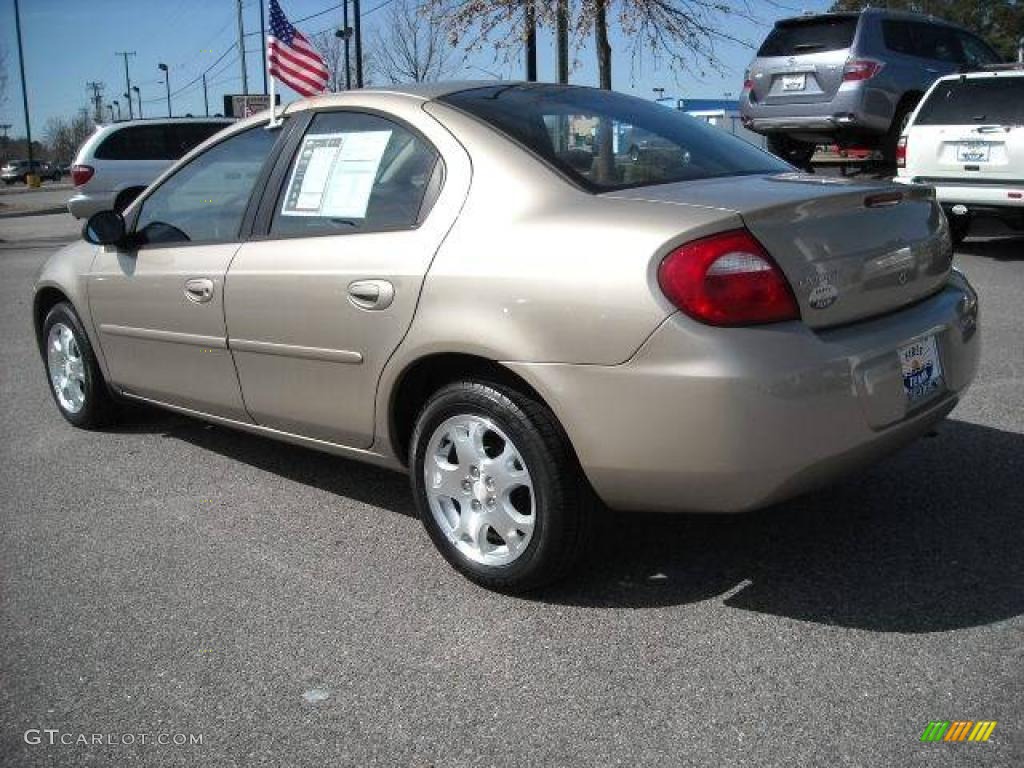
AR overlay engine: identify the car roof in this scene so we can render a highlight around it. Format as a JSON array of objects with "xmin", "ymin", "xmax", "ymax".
[
  {"xmin": 775, "ymin": 8, "xmax": 962, "ymax": 27},
  {"xmin": 934, "ymin": 68, "xmax": 1024, "ymax": 83},
  {"xmin": 94, "ymin": 116, "xmax": 234, "ymax": 135},
  {"xmin": 298, "ymin": 80, "xmax": 520, "ymax": 105}
]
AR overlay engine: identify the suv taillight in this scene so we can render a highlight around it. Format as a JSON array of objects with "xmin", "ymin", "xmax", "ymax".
[
  {"xmin": 742, "ymin": 69, "xmax": 753, "ymax": 91},
  {"xmin": 896, "ymin": 136, "xmax": 907, "ymax": 169},
  {"xmin": 657, "ymin": 230, "xmax": 800, "ymax": 326},
  {"xmin": 71, "ymin": 164, "xmax": 94, "ymax": 187},
  {"xmin": 842, "ymin": 58, "xmax": 883, "ymax": 82}
]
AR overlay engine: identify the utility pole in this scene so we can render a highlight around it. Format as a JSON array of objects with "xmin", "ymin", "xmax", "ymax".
[
  {"xmin": 115, "ymin": 51, "xmax": 136, "ymax": 119},
  {"xmin": 525, "ymin": 0, "xmax": 537, "ymax": 82},
  {"xmin": 259, "ymin": 0, "xmax": 268, "ymax": 94},
  {"xmin": 236, "ymin": 0, "xmax": 249, "ymax": 95},
  {"xmin": 202, "ymin": 73, "xmax": 209, "ymax": 116},
  {"xmin": 158, "ymin": 63, "xmax": 171, "ymax": 117},
  {"xmin": 86, "ymin": 81, "xmax": 106, "ymax": 123},
  {"xmin": 556, "ymin": 0, "xmax": 568, "ymax": 84},
  {"xmin": 337, "ymin": 1, "xmax": 352, "ymax": 90},
  {"xmin": 132, "ymin": 86, "xmax": 142, "ymax": 118},
  {"xmin": 13, "ymin": 0, "xmax": 34, "ymax": 167},
  {"xmin": 353, "ymin": 0, "xmax": 363, "ymax": 88}
]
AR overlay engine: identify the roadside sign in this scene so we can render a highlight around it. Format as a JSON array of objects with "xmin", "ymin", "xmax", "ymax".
[{"xmin": 223, "ymin": 94, "xmax": 281, "ymax": 118}]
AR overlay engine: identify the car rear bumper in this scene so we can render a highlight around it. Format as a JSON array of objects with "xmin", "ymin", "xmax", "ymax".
[
  {"xmin": 741, "ymin": 86, "xmax": 892, "ymax": 142},
  {"xmin": 507, "ymin": 274, "xmax": 979, "ymax": 514},
  {"xmin": 895, "ymin": 177, "xmax": 1024, "ymax": 212},
  {"xmin": 67, "ymin": 193, "xmax": 112, "ymax": 220}
]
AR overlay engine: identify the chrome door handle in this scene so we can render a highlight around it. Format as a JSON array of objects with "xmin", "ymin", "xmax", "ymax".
[
  {"xmin": 348, "ymin": 279, "xmax": 394, "ymax": 310},
  {"xmin": 184, "ymin": 278, "xmax": 214, "ymax": 304}
]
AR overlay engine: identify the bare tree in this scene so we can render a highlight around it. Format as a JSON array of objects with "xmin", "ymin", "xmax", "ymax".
[
  {"xmin": 44, "ymin": 111, "xmax": 93, "ymax": 165},
  {"xmin": 310, "ymin": 30, "xmax": 348, "ymax": 92},
  {"xmin": 371, "ymin": 0, "xmax": 455, "ymax": 84},
  {"xmin": 427, "ymin": 1, "xmax": 764, "ymax": 91}
]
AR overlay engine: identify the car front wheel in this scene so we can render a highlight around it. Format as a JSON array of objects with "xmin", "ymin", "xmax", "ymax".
[
  {"xmin": 947, "ymin": 214, "xmax": 971, "ymax": 246},
  {"xmin": 41, "ymin": 302, "xmax": 116, "ymax": 428},
  {"xmin": 410, "ymin": 379, "xmax": 592, "ymax": 592}
]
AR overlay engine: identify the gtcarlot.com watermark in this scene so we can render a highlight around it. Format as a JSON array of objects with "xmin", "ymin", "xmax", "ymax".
[{"xmin": 24, "ymin": 729, "xmax": 203, "ymax": 747}]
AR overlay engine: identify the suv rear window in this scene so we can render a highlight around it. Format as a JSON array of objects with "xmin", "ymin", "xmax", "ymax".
[
  {"xmin": 95, "ymin": 123, "xmax": 228, "ymax": 161},
  {"xmin": 915, "ymin": 78, "xmax": 1024, "ymax": 125},
  {"xmin": 757, "ymin": 16, "xmax": 858, "ymax": 57},
  {"xmin": 440, "ymin": 85, "xmax": 787, "ymax": 193}
]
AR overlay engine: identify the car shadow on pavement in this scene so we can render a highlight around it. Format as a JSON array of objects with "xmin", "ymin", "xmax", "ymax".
[
  {"xmin": 114, "ymin": 403, "xmax": 418, "ymax": 519},
  {"xmin": 549, "ymin": 419, "xmax": 1024, "ymax": 632},
  {"xmin": 116, "ymin": 407, "xmax": 1022, "ymax": 633},
  {"xmin": 958, "ymin": 233, "xmax": 1024, "ymax": 261}
]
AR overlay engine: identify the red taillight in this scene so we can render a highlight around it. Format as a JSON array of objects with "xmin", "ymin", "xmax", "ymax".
[
  {"xmin": 742, "ymin": 69, "xmax": 753, "ymax": 91},
  {"xmin": 896, "ymin": 136, "xmax": 907, "ymax": 169},
  {"xmin": 842, "ymin": 58, "xmax": 883, "ymax": 82},
  {"xmin": 658, "ymin": 229, "xmax": 800, "ymax": 326},
  {"xmin": 71, "ymin": 164, "xmax": 94, "ymax": 187}
]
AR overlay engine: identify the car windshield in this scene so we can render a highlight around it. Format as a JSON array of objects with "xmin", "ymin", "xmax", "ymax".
[
  {"xmin": 915, "ymin": 78, "xmax": 1024, "ymax": 125},
  {"xmin": 757, "ymin": 16, "xmax": 858, "ymax": 57},
  {"xmin": 440, "ymin": 85, "xmax": 787, "ymax": 192}
]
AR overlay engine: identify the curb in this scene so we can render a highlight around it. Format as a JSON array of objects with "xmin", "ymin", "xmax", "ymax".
[{"xmin": 0, "ymin": 206, "xmax": 68, "ymax": 220}]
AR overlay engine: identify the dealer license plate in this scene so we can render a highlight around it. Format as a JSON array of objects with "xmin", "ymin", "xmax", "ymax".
[
  {"xmin": 781, "ymin": 74, "xmax": 806, "ymax": 91},
  {"xmin": 957, "ymin": 142, "xmax": 990, "ymax": 163},
  {"xmin": 900, "ymin": 335, "xmax": 944, "ymax": 404}
]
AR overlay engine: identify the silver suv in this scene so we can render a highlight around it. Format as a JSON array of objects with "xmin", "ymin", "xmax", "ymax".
[{"xmin": 741, "ymin": 9, "xmax": 1002, "ymax": 167}]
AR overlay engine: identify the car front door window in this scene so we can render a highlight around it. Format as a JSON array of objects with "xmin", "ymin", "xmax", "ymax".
[{"xmin": 135, "ymin": 126, "xmax": 278, "ymax": 246}]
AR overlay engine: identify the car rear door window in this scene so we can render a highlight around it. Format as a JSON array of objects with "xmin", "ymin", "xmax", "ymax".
[
  {"xmin": 910, "ymin": 23, "xmax": 961, "ymax": 63},
  {"xmin": 269, "ymin": 111, "xmax": 440, "ymax": 237},
  {"xmin": 757, "ymin": 16, "xmax": 858, "ymax": 57},
  {"xmin": 166, "ymin": 123, "xmax": 230, "ymax": 159},
  {"xmin": 881, "ymin": 20, "xmax": 915, "ymax": 55},
  {"xmin": 134, "ymin": 126, "xmax": 279, "ymax": 245},
  {"xmin": 915, "ymin": 78, "xmax": 1024, "ymax": 126},
  {"xmin": 95, "ymin": 125, "xmax": 169, "ymax": 160}
]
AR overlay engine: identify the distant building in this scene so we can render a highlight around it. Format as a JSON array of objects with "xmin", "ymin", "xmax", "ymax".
[{"xmin": 660, "ymin": 97, "xmax": 766, "ymax": 149}]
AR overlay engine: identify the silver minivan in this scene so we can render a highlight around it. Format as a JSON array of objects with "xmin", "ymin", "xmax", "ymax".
[
  {"xmin": 740, "ymin": 9, "xmax": 1002, "ymax": 167},
  {"xmin": 68, "ymin": 118, "xmax": 233, "ymax": 219}
]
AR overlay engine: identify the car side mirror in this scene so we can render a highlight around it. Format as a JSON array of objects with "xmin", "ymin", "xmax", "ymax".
[{"xmin": 82, "ymin": 210, "xmax": 126, "ymax": 247}]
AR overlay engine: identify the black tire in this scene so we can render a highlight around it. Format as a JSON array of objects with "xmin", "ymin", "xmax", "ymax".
[
  {"xmin": 766, "ymin": 134, "xmax": 816, "ymax": 170},
  {"xmin": 947, "ymin": 213, "xmax": 971, "ymax": 246},
  {"xmin": 410, "ymin": 379, "xmax": 594, "ymax": 592},
  {"xmin": 883, "ymin": 99, "xmax": 916, "ymax": 169},
  {"xmin": 40, "ymin": 301, "xmax": 117, "ymax": 429}
]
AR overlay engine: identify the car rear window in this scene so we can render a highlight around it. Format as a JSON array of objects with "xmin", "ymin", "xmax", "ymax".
[
  {"xmin": 95, "ymin": 123, "xmax": 230, "ymax": 161},
  {"xmin": 440, "ymin": 85, "xmax": 787, "ymax": 193},
  {"xmin": 915, "ymin": 78, "xmax": 1024, "ymax": 126},
  {"xmin": 757, "ymin": 16, "xmax": 858, "ymax": 57}
]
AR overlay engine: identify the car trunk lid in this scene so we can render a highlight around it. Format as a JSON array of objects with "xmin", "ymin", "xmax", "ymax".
[{"xmin": 606, "ymin": 174, "xmax": 953, "ymax": 329}]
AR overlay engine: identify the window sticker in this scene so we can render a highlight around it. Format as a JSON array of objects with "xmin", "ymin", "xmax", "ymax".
[{"xmin": 280, "ymin": 130, "xmax": 393, "ymax": 218}]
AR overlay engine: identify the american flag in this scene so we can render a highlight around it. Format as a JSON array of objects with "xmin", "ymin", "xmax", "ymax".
[{"xmin": 268, "ymin": 0, "xmax": 330, "ymax": 98}]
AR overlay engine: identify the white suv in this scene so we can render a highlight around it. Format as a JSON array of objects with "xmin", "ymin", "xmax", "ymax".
[
  {"xmin": 68, "ymin": 118, "xmax": 233, "ymax": 219},
  {"xmin": 895, "ymin": 67, "xmax": 1024, "ymax": 244}
]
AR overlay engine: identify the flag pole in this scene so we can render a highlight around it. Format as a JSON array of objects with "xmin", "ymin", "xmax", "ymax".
[{"xmin": 266, "ymin": 10, "xmax": 280, "ymax": 129}]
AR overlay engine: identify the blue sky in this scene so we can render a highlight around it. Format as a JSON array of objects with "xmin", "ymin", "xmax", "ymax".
[{"xmin": 1, "ymin": 0, "xmax": 832, "ymax": 139}]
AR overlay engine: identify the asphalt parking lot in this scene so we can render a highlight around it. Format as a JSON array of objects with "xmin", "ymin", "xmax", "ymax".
[{"xmin": 1, "ymin": 202, "xmax": 1021, "ymax": 766}]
